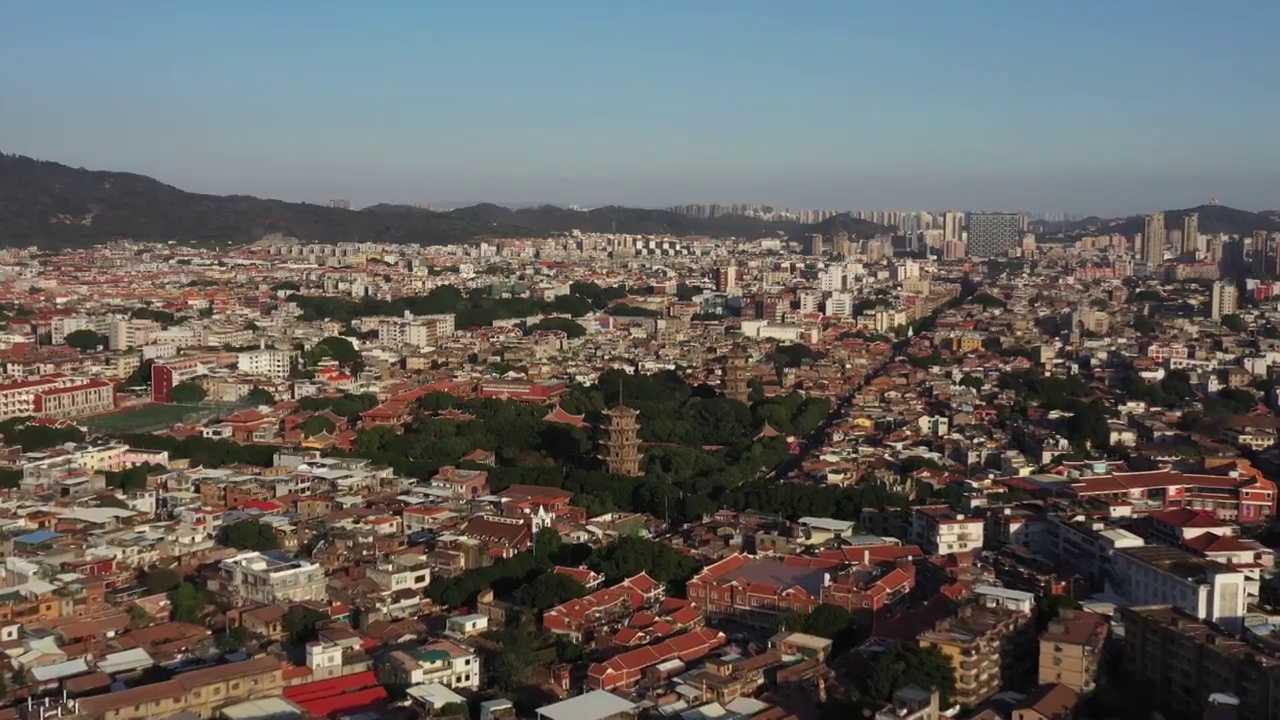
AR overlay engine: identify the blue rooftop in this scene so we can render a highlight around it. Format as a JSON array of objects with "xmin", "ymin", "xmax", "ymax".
[{"xmin": 15, "ymin": 530, "xmax": 64, "ymax": 545}]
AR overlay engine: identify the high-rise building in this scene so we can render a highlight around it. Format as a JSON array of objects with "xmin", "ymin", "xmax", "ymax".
[
  {"xmin": 818, "ymin": 266, "xmax": 845, "ymax": 292},
  {"xmin": 328, "ymin": 199, "xmax": 352, "ymax": 210},
  {"xmin": 1181, "ymin": 212, "xmax": 1199, "ymax": 257},
  {"xmin": 832, "ymin": 231, "xmax": 852, "ymax": 257},
  {"xmin": 889, "ymin": 260, "xmax": 920, "ymax": 282},
  {"xmin": 600, "ymin": 404, "xmax": 642, "ymax": 476},
  {"xmin": 712, "ymin": 266, "xmax": 737, "ymax": 293},
  {"xmin": 1143, "ymin": 212, "xmax": 1166, "ymax": 271},
  {"xmin": 807, "ymin": 234, "xmax": 824, "ymax": 256},
  {"xmin": 1254, "ymin": 230, "xmax": 1276, "ymax": 278},
  {"xmin": 1211, "ymin": 280, "xmax": 1238, "ymax": 321},
  {"xmin": 966, "ymin": 213, "xmax": 1021, "ymax": 258},
  {"xmin": 899, "ymin": 213, "xmax": 921, "ymax": 247},
  {"xmin": 943, "ymin": 211, "xmax": 965, "ymax": 244}
]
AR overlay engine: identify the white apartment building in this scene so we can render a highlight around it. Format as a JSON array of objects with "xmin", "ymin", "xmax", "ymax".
[
  {"xmin": 216, "ymin": 551, "xmax": 327, "ymax": 605},
  {"xmin": 856, "ymin": 309, "xmax": 908, "ymax": 333},
  {"xmin": 818, "ymin": 267, "xmax": 845, "ymax": 293},
  {"xmin": 238, "ymin": 348, "xmax": 292, "ymax": 380},
  {"xmin": 150, "ymin": 327, "xmax": 203, "ymax": 348},
  {"xmin": 203, "ymin": 327, "xmax": 254, "ymax": 347},
  {"xmin": 1211, "ymin": 280, "xmax": 1238, "ymax": 321},
  {"xmin": 889, "ymin": 260, "xmax": 921, "ymax": 282},
  {"xmin": 51, "ymin": 315, "xmax": 113, "ymax": 345},
  {"xmin": 909, "ymin": 505, "xmax": 984, "ymax": 555},
  {"xmin": 825, "ymin": 292, "xmax": 854, "ymax": 318},
  {"xmin": 380, "ymin": 641, "xmax": 481, "ymax": 691},
  {"xmin": 356, "ymin": 312, "xmax": 456, "ymax": 348},
  {"xmin": 796, "ymin": 290, "xmax": 822, "ymax": 314},
  {"xmin": 109, "ymin": 319, "xmax": 162, "ymax": 350},
  {"xmin": 1107, "ymin": 545, "xmax": 1248, "ymax": 632},
  {"xmin": 366, "ymin": 556, "xmax": 432, "ymax": 595}
]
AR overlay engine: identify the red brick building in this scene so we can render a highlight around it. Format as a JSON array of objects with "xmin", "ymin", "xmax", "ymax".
[
  {"xmin": 543, "ymin": 572, "xmax": 664, "ymax": 643},
  {"xmin": 457, "ymin": 515, "xmax": 533, "ymax": 559},
  {"xmin": 151, "ymin": 359, "xmax": 207, "ymax": 402},
  {"xmin": 1065, "ymin": 468, "xmax": 1277, "ymax": 524},
  {"xmin": 587, "ymin": 627, "xmax": 727, "ymax": 691},
  {"xmin": 475, "ymin": 380, "xmax": 565, "ymax": 403},
  {"xmin": 687, "ymin": 553, "xmax": 915, "ymax": 626}
]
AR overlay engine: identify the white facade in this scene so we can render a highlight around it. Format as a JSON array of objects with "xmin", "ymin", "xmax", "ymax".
[
  {"xmin": 367, "ymin": 558, "xmax": 432, "ymax": 594},
  {"xmin": 238, "ymin": 348, "xmax": 292, "ymax": 380},
  {"xmin": 825, "ymin": 292, "xmax": 854, "ymax": 318},
  {"xmin": 150, "ymin": 327, "xmax": 202, "ymax": 348},
  {"xmin": 383, "ymin": 642, "xmax": 481, "ymax": 692},
  {"xmin": 217, "ymin": 551, "xmax": 327, "ymax": 605},
  {"xmin": 818, "ymin": 267, "xmax": 845, "ymax": 292},
  {"xmin": 1211, "ymin": 280, "xmax": 1238, "ymax": 321},
  {"xmin": 909, "ymin": 506, "xmax": 985, "ymax": 556},
  {"xmin": 109, "ymin": 319, "xmax": 161, "ymax": 350},
  {"xmin": 1107, "ymin": 547, "xmax": 1247, "ymax": 632},
  {"xmin": 52, "ymin": 315, "xmax": 112, "ymax": 345}
]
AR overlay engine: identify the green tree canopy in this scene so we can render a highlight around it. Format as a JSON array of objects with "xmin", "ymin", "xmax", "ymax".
[
  {"xmin": 168, "ymin": 581, "xmax": 206, "ymax": 623},
  {"xmin": 863, "ymin": 643, "xmax": 957, "ymax": 708},
  {"xmin": 169, "ymin": 382, "xmax": 207, "ymax": 404},
  {"xmin": 284, "ymin": 605, "xmax": 328, "ymax": 644},
  {"xmin": 64, "ymin": 329, "xmax": 105, "ymax": 351},
  {"xmin": 245, "ymin": 387, "xmax": 276, "ymax": 405},
  {"xmin": 513, "ymin": 572, "xmax": 587, "ymax": 612},
  {"xmin": 309, "ymin": 336, "xmax": 360, "ymax": 365},
  {"xmin": 105, "ymin": 464, "xmax": 153, "ymax": 492},
  {"xmin": 220, "ymin": 520, "xmax": 280, "ymax": 551},
  {"xmin": 0, "ymin": 419, "xmax": 85, "ymax": 451},
  {"xmin": 131, "ymin": 306, "xmax": 175, "ymax": 324},
  {"xmin": 1221, "ymin": 313, "xmax": 1246, "ymax": 333},
  {"xmin": 143, "ymin": 567, "xmax": 183, "ymax": 595},
  {"xmin": 298, "ymin": 393, "xmax": 377, "ymax": 419},
  {"xmin": 783, "ymin": 604, "xmax": 853, "ymax": 639},
  {"xmin": 607, "ymin": 303, "xmax": 660, "ymax": 317},
  {"xmin": 300, "ymin": 415, "xmax": 337, "ymax": 437},
  {"xmin": 530, "ymin": 317, "xmax": 587, "ymax": 338}
]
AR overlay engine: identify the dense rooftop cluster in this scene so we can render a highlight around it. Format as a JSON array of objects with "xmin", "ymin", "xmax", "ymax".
[{"xmin": 2, "ymin": 224, "xmax": 1280, "ymax": 720}]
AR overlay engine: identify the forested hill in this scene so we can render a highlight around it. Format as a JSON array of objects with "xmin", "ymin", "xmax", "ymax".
[{"xmin": 0, "ymin": 153, "xmax": 797, "ymax": 247}]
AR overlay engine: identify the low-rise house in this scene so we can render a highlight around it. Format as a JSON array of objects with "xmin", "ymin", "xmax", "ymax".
[{"xmin": 379, "ymin": 640, "xmax": 481, "ymax": 692}]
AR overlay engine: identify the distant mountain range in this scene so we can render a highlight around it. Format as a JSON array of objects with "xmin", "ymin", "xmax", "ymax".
[
  {"xmin": 1029, "ymin": 204, "xmax": 1280, "ymax": 237},
  {"xmin": 0, "ymin": 153, "xmax": 865, "ymax": 248},
  {"xmin": 5, "ymin": 152, "xmax": 1268, "ymax": 248}
]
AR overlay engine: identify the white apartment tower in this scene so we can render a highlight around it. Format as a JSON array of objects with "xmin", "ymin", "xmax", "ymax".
[
  {"xmin": 1211, "ymin": 280, "xmax": 1238, "ymax": 321},
  {"xmin": 1143, "ymin": 212, "xmax": 1166, "ymax": 271}
]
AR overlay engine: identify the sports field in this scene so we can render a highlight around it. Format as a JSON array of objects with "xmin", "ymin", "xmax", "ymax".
[{"xmin": 85, "ymin": 404, "xmax": 204, "ymax": 433}]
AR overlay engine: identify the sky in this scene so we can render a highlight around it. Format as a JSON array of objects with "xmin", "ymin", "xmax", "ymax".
[{"xmin": 2, "ymin": 0, "xmax": 1278, "ymax": 215}]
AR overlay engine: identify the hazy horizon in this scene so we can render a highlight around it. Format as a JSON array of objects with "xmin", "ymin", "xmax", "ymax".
[{"xmin": 3, "ymin": 1, "xmax": 1278, "ymax": 216}]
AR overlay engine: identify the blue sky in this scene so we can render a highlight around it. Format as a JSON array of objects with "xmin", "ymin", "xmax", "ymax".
[{"xmin": 2, "ymin": 0, "xmax": 1277, "ymax": 214}]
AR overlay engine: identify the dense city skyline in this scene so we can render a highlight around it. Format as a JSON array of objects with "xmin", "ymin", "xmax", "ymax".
[{"xmin": 3, "ymin": 1, "xmax": 1279, "ymax": 214}]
